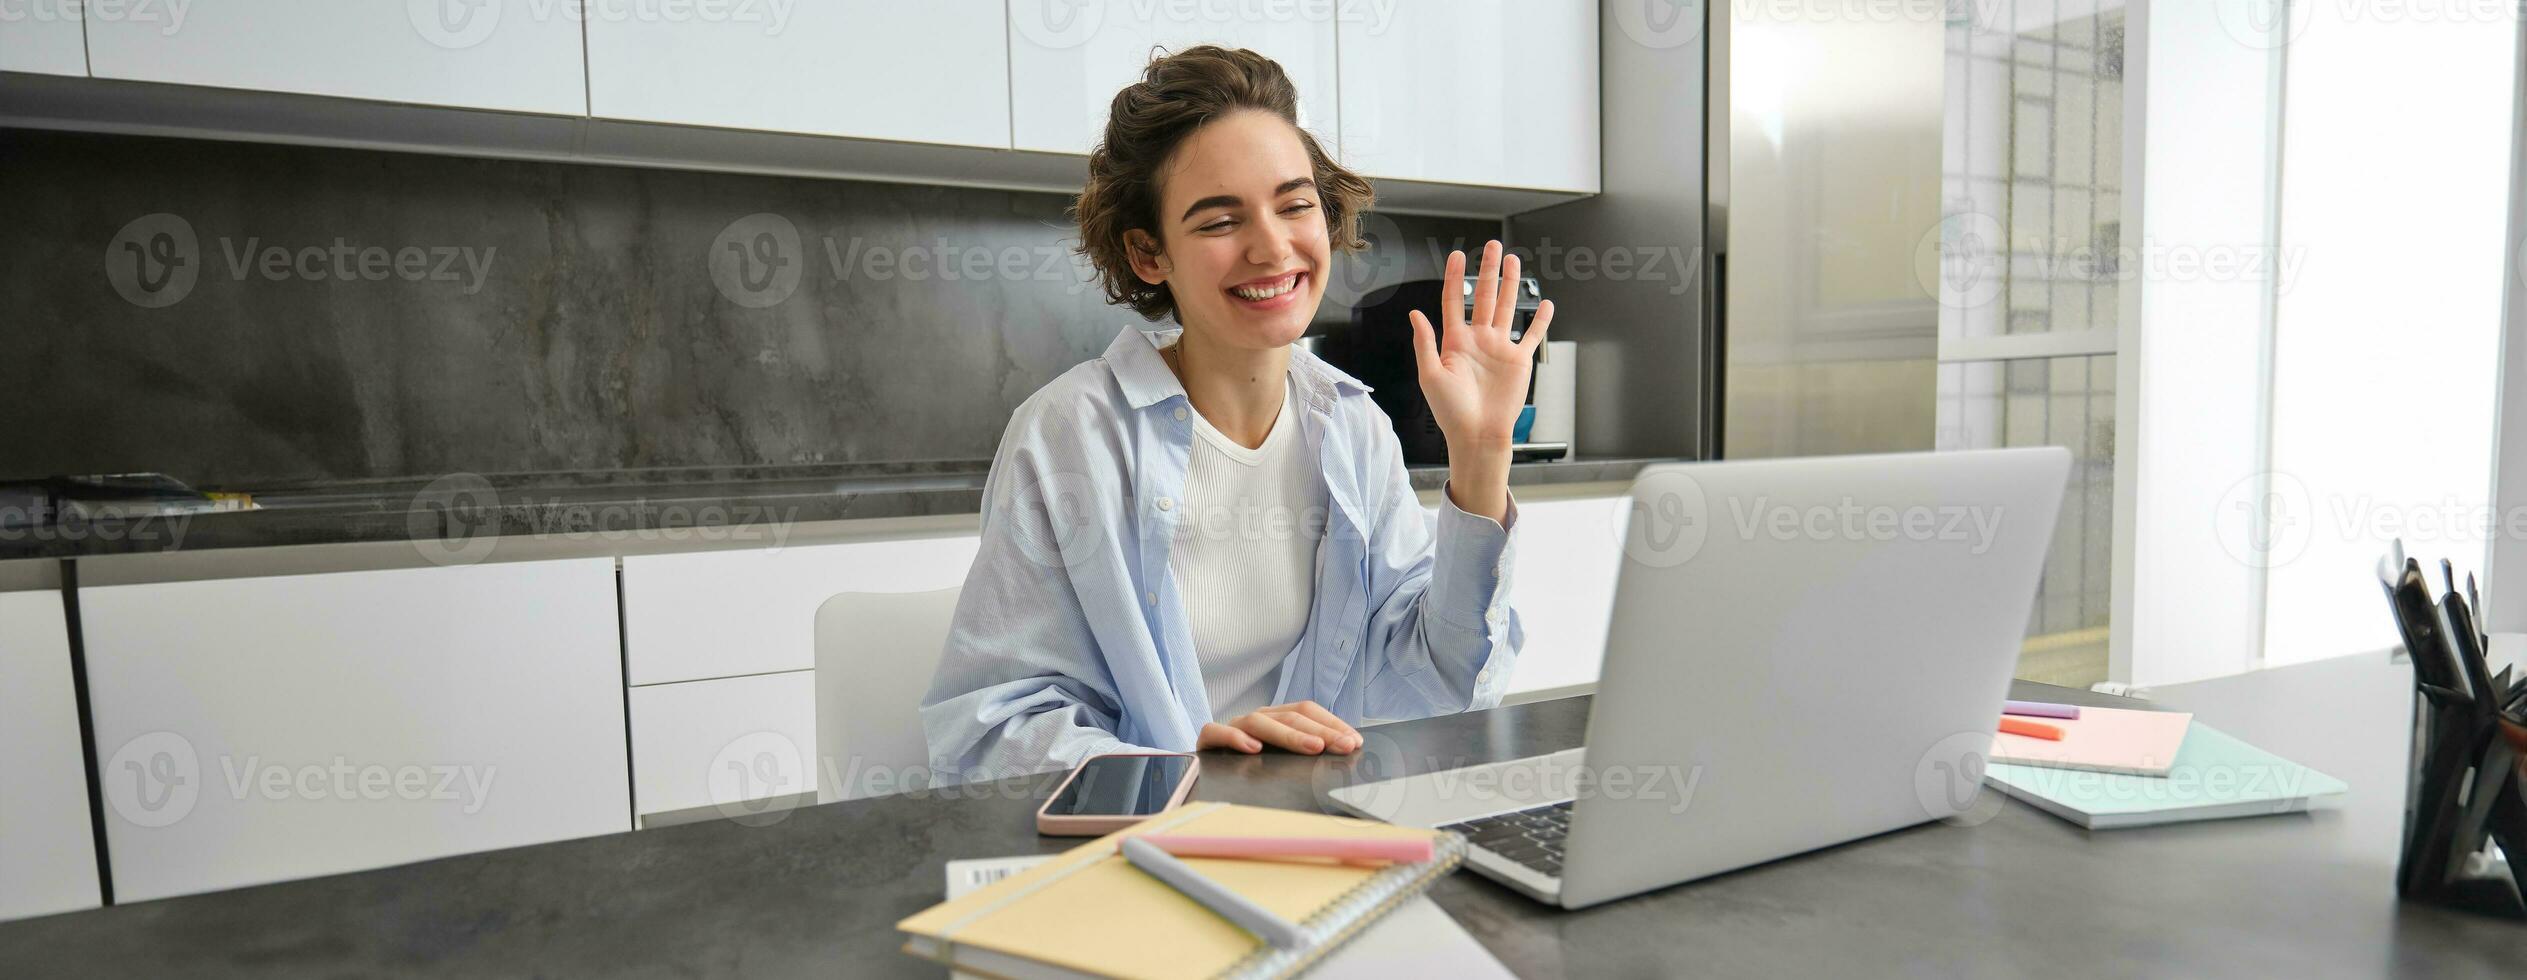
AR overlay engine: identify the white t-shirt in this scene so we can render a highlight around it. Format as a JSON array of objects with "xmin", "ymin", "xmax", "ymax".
[{"xmin": 1168, "ymin": 372, "xmax": 1331, "ymax": 721}]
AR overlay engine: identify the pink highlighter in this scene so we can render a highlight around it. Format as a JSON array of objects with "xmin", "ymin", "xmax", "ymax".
[{"xmin": 1132, "ymin": 834, "xmax": 1437, "ymax": 865}]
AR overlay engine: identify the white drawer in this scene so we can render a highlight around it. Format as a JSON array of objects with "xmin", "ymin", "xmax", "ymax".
[
  {"xmin": 621, "ymin": 535, "xmax": 978, "ymax": 685},
  {"xmin": 627, "ymin": 670, "xmax": 816, "ymax": 818}
]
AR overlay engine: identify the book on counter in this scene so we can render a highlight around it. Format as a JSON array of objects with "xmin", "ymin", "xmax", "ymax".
[
  {"xmin": 899, "ymin": 801, "xmax": 1464, "ymax": 980},
  {"xmin": 1985, "ymin": 721, "xmax": 2348, "ymax": 829}
]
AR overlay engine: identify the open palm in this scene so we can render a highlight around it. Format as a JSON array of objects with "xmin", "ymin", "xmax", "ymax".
[{"xmin": 1408, "ymin": 241, "xmax": 1554, "ymax": 451}]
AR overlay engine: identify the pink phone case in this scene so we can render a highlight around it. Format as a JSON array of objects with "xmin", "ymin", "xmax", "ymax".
[{"xmin": 1035, "ymin": 752, "xmax": 1201, "ymax": 836}]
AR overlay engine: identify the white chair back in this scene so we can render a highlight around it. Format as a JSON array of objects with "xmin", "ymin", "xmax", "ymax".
[{"xmin": 813, "ymin": 586, "xmax": 961, "ymax": 803}]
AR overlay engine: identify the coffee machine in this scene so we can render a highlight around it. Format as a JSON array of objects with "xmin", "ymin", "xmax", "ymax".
[{"xmin": 1315, "ymin": 275, "xmax": 1568, "ymax": 465}]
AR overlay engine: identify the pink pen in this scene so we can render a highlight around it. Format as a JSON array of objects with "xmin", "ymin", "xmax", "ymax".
[{"xmin": 1131, "ymin": 834, "xmax": 1436, "ymax": 864}]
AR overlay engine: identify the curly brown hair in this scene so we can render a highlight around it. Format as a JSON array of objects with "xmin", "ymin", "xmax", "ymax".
[{"xmin": 1069, "ymin": 45, "xmax": 1376, "ymax": 322}]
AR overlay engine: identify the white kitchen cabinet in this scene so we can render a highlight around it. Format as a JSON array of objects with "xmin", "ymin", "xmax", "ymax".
[
  {"xmin": 0, "ymin": 3, "xmax": 86, "ymax": 76},
  {"xmin": 1419, "ymin": 493, "xmax": 1623, "ymax": 695},
  {"xmin": 1008, "ymin": 0, "xmax": 1338, "ymax": 155},
  {"xmin": 0, "ymin": 589, "xmax": 101, "ymax": 921},
  {"xmin": 1338, "ymin": 1, "xmax": 1600, "ymax": 192},
  {"xmin": 79, "ymin": 559, "xmax": 630, "ymax": 903},
  {"xmin": 83, "ymin": 0, "xmax": 586, "ymax": 116},
  {"xmin": 586, "ymin": 1, "xmax": 1008, "ymax": 148},
  {"xmin": 627, "ymin": 669, "xmax": 815, "ymax": 819},
  {"xmin": 621, "ymin": 534, "xmax": 980, "ymax": 686},
  {"xmin": 1498, "ymin": 496, "xmax": 1624, "ymax": 694}
]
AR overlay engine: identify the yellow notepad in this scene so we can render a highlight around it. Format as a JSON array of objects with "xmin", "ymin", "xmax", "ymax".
[{"xmin": 898, "ymin": 802, "xmax": 1463, "ymax": 980}]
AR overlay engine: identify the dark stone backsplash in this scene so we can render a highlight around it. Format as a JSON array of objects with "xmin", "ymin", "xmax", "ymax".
[{"xmin": 1, "ymin": 129, "xmax": 1493, "ymax": 489}]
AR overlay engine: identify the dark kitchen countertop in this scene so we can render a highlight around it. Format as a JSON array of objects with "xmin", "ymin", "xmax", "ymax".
[
  {"xmin": 0, "ymin": 456, "xmax": 1676, "ymax": 562},
  {"xmin": 8, "ymin": 658, "xmax": 2522, "ymax": 978}
]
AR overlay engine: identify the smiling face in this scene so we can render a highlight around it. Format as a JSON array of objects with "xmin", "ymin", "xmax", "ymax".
[{"xmin": 1126, "ymin": 109, "xmax": 1332, "ymax": 350}]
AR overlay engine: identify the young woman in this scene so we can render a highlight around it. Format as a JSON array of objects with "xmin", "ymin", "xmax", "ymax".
[{"xmin": 922, "ymin": 46, "xmax": 1551, "ymax": 780}]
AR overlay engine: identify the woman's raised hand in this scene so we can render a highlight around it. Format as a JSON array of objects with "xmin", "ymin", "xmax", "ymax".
[{"xmin": 1407, "ymin": 240, "xmax": 1554, "ymax": 455}]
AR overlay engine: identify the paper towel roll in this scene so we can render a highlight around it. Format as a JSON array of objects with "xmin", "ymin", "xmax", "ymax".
[{"xmin": 1530, "ymin": 340, "xmax": 1577, "ymax": 452}]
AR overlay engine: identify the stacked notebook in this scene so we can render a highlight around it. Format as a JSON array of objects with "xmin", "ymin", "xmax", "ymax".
[
  {"xmin": 1981, "ymin": 704, "xmax": 2348, "ymax": 829},
  {"xmin": 899, "ymin": 802, "xmax": 1466, "ymax": 980}
]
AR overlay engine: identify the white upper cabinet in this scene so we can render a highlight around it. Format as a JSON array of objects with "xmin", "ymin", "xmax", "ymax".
[
  {"xmin": 79, "ymin": 559, "xmax": 631, "ymax": 903},
  {"xmin": 1007, "ymin": 0, "xmax": 1338, "ymax": 155},
  {"xmin": 83, "ymin": 0, "xmax": 587, "ymax": 115},
  {"xmin": 1338, "ymin": 1, "xmax": 1601, "ymax": 192},
  {"xmin": 586, "ymin": 1, "xmax": 1010, "ymax": 148},
  {"xmin": 0, "ymin": 2, "xmax": 86, "ymax": 76}
]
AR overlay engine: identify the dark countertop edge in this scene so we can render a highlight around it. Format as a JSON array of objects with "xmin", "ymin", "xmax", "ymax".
[{"xmin": 0, "ymin": 457, "xmax": 1680, "ymax": 562}]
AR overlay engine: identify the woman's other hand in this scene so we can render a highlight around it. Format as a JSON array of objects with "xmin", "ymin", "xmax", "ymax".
[{"xmin": 1196, "ymin": 700, "xmax": 1363, "ymax": 755}]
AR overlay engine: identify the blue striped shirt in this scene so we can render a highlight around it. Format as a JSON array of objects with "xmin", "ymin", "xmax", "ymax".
[{"xmin": 922, "ymin": 326, "xmax": 1523, "ymax": 780}]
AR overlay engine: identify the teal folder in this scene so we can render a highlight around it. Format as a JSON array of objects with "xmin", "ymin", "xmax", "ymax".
[{"xmin": 1985, "ymin": 722, "xmax": 2349, "ymax": 829}]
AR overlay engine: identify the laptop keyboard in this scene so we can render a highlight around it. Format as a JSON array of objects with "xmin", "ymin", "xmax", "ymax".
[{"xmin": 1438, "ymin": 800, "xmax": 1573, "ymax": 879}]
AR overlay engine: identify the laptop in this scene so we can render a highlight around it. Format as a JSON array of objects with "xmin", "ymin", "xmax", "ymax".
[{"xmin": 1329, "ymin": 448, "xmax": 2072, "ymax": 909}]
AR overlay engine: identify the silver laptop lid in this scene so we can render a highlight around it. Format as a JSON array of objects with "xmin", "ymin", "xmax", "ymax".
[{"xmin": 1556, "ymin": 448, "xmax": 2071, "ymax": 908}]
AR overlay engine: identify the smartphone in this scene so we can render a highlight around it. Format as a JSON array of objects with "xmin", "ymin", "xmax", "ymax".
[{"xmin": 1035, "ymin": 752, "xmax": 1200, "ymax": 836}]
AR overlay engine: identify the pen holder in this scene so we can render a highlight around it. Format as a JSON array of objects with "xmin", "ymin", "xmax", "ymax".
[
  {"xmin": 2396, "ymin": 688, "xmax": 2527, "ymax": 919},
  {"xmin": 2377, "ymin": 545, "xmax": 2527, "ymax": 920}
]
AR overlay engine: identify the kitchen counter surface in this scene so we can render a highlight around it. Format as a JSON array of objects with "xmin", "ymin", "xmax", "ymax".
[
  {"xmin": 0, "ymin": 456, "xmax": 1675, "ymax": 561},
  {"xmin": 7, "ymin": 658, "xmax": 2523, "ymax": 978}
]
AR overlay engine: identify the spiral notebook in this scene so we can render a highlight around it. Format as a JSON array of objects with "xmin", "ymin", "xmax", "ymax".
[{"xmin": 898, "ymin": 802, "xmax": 1465, "ymax": 980}]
